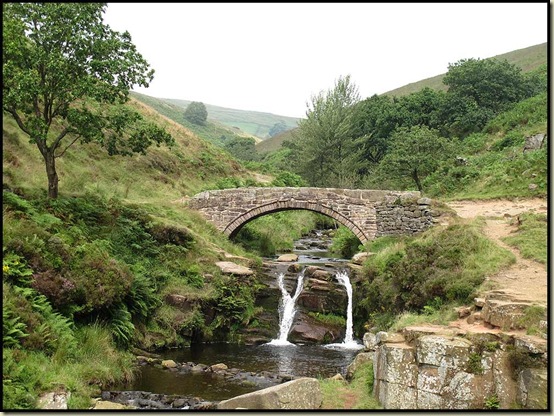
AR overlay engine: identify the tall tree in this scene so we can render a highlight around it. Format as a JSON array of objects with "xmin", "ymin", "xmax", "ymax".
[
  {"xmin": 183, "ymin": 101, "xmax": 208, "ymax": 125},
  {"xmin": 295, "ymin": 75, "xmax": 361, "ymax": 187},
  {"xmin": 3, "ymin": 3, "xmax": 174, "ymax": 198}
]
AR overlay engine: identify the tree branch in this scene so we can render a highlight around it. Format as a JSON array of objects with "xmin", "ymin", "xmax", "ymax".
[{"xmin": 54, "ymin": 131, "xmax": 80, "ymax": 158}]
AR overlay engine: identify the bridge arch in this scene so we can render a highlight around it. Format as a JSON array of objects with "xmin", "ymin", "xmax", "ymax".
[
  {"xmin": 224, "ymin": 200, "xmax": 368, "ymax": 242},
  {"xmin": 186, "ymin": 187, "xmax": 435, "ymax": 245}
]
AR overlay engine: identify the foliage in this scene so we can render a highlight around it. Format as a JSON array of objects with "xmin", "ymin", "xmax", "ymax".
[
  {"xmin": 467, "ymin": 353, "xmax": 484, "ymax": 374},
  {"xmin": 329, "ymin": 226, "xmax": 362, "ymax": 258},
  {"xmin": 516, "ymin": 305, "xmax": 546, "ymax": 336},
  {"xmin": 3, "ymin": 3, "xmax": 174, "ymax": 197},
  {"xmin": 356, "ymin": 219, "xmax": 515, "ymax": 326},
  {"xmin": 308, "ymin": 312, "xmax": 346, "ymax": 327},
  {"xmin": 442, "ymin": 57, "xmax": 530, "ymax": 136},
  {"xmin": 376, "ymin": 125, "xmax": 453, "ymax": 192},
  {"xmin": 223, "ymin": 136, "xmax": 258, "ymax": 161},
  {"xmin": 183, "ymin": 101, "xmax": 208, "ymax": 125},
  {"xmin": 268, "ymin": 121, "xmax": 288, "ymax": 137},
  {"xmin": 484, "ymin": 395, "xmax": 500, "ymax": 410}
]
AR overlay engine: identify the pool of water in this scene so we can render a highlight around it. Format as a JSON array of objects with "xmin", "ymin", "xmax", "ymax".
[{"xmin": 115, "ymin": 343, "xmax": 360, "ymax": 401}]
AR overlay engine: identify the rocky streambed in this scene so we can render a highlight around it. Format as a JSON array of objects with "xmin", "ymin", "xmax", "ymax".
[{"xmin": 98, "ymin": 356, "xmax": 301, "ymax": 410}]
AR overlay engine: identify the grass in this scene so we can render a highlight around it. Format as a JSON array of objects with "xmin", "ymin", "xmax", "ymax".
[
  {"xmin": 319, "ymin": 362, "xmax": 380, "ymax": 409},
  {"xmin": 388, "ymin": 307, "xmax": 458, "ymax": 332},
  {"xmin": 3, "ymin": 325, "xmax": 136, "ymax": 410},
  {"xmin": 503, "ymin": 213, "xmax": 547, "ymax": 264}
]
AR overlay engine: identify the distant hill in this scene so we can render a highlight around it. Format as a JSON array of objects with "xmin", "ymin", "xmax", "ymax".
[
  {"xmin": 383, "ymin": 42, "xmax": 547, "ymax": 97},
  {"xmin": 162, "ymin": 98, "xmax": 301, "ymax": 140},
  {"xmin": 130, "ymin": 92, "xmax": 262, "ymax": 147},
  {"xmin": 256, "ymin": 128, "xmax": 298, "ymax": 154}
]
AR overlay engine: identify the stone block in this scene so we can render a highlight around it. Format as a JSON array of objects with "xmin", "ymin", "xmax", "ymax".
[
  {"xmin": 517, "ymin": 368, "xmax": 547, "ymax": 409},
  {"xmin": 376, "ymin": 381, "xmax": 417, "ymax": 409},
  {"xmin": 375, "ymin": 343, "xmax": 417, "ymax": 386},
  {"xmin": 417, "ymin": 390, "xmax": 444, "ymax": 409},
  {"xmin": 417, "ymin": 335, "xmax": 473, "ymax": 369}
]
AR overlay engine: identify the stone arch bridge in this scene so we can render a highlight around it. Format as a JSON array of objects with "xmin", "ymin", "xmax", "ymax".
[{"xmin": 187, "ymin": 187, "xmax": 436, "ymax": 244}]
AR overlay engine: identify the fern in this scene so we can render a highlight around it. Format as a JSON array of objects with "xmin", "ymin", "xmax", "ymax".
[
  {"xmin": 3, "ymin": 307, "xmax": 29, "ymax": 347},
  {"xmin": 108, "ymin": 304, "xmax": 135, "ymax": 348}
]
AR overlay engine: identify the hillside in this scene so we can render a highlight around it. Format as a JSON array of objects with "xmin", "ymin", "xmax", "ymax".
[
  {"xmin": 130, "ymin": 92, "xmax": 261, "ymax": 147},
  {"xmin": 3, "ymin": 97, "xmax": 260, "ymax": 201},
  {"xmin": 383, "ymin": 42, "xmax": 547, "ymax": 97},
  {"xmin": 163, "ymin": 98, "xmax": 300, "ymax": 140},
  {"xmin": 255, "ymin": 128, "xmax": 299, "ymax": 154}
]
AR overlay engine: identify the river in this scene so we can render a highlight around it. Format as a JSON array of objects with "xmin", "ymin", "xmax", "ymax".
[{"xmin": 111, "ymin": 229, "xmax": 362, "ymax": 402}]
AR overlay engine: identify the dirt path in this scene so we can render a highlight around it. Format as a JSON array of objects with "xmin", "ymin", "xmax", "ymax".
[{"xmin": 446, "ymin": 198, "xmax": 548, "ymax": 305}]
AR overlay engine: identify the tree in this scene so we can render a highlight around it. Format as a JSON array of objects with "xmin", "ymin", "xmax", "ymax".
[
  {"xmin": 223, "ymin": 137, "xmax": 258, "ymax": 161},
  {"xmin": 441, "ymin": 58, "xmax": 528, "ymax": 136},
  {"xmin": 378, "ymin": 125, "xmax": 452, "ymax": 193},
  {"xmin": 183, "ymin": 101, "xmax": 208, "ymax": 125},
  {"xmin": 294, "ymin": 75, "xmax": 362, "ymax": 187},
  {"xmin": 3, "ymin": 3, "xmax": 174, "ymax": 198},
  {"xmin": 268, "ymin": 121, "xmax": 288, "ymax": 138}
]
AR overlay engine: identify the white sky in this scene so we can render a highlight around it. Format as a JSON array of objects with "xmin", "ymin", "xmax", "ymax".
[{"xmin": 102, "ymin": 2, "xmax": 548, "ymax": 119}]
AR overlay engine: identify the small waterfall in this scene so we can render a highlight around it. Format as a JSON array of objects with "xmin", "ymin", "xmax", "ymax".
[
  {"xmin": 267, "ymin": 270, "xmax": 305, "ymax": 346},
  {"xmin": 326, "ymin": 270, "xmax": 363, "ymax": 350}
]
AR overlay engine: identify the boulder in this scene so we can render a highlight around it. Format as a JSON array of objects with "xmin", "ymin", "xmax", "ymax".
[
  {"xmin": 162, "ymin": 359, "xmax": 178, "ymax": 368},
  {"xmin": 38, "ymin": 391, "xmax": 70, "ymax": 410},
  {"xmin": 217, "ymin": 377, "xmax": 322, "ymax": 409},
  {"xmin": 351, "ymin": 252, "xmax": 373, "ymax": 265},
  {"xmin": 215, "ymin": 261, "xmax": 253, "ymax": 276},
  {"xmin": 346, "ymin": 352, "xmax": 373, "ymax": 380}
]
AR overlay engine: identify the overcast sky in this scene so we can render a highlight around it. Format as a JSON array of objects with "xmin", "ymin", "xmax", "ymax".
[{"xmin": 102, "ymin": 3, "xmax": 548, "ymax": 119}]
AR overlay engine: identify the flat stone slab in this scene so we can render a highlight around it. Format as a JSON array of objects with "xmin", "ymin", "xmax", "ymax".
[
  {"xmin": 215, "ymin": 261, "xmax": 253, "ymax": 276},
  {"xmin": 277, "ymin": 254, "xmax": 298, "ymax": 262}
]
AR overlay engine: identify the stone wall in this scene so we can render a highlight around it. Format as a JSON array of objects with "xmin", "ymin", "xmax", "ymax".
[
  {"xmin": 363, "ymin": 289, "xmax": 548, "ymax": 410},
  {"xmin": 375, "ymin": 195, "xmax": 435, "ymax": 237}
]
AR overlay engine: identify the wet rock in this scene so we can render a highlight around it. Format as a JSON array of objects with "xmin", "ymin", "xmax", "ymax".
[
  {"xmin": 161, "ymin": 359, "xmax": 178, "ymax": 368},
  {"xmin": 210, "ymin": 363, "xmax": 228, "ymax": 372}
]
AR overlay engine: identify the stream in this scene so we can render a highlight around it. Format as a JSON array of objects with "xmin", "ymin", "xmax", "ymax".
[{"xmin": 109, "ymin": 229, "xmax": 363, "ymax": 405}]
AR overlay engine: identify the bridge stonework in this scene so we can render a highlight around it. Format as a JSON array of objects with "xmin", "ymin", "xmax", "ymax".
[{"xmin": 187, "ymin": 187, "xmax": 436, "ymax": 244}]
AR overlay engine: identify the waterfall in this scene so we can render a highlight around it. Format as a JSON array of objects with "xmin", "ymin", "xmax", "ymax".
[
  {"xmin": 267, "ymin": 270, "xmax": 305, "ymax": 346},
  {"xmin": 326, "ymin": 270, "xmax": 363, "ymax": 350}
]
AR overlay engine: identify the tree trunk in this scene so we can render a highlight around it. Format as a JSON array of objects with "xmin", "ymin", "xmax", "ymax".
[
  {"xmin": 43, "ymin": 150, "xmax": 59, "ymax": 199},
  {"xmin": 412, "ymin": 168, "xmax": 423, "ymax": 193}
]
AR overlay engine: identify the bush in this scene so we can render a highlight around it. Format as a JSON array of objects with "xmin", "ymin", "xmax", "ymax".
[{"xmin": 329, "ymin": 226, "xmax": 362, "ymax": 258}]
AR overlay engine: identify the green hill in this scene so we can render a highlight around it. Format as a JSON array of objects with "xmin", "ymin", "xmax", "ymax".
[
  {"xmin": 383, "ymin": 42, "xmax": 547, "ymax": 97},
  {"xmin": 255, "ymin": 128, "xmax": 299, "ymax": 154},
  {"xmin": 3, "ymin": 97, "xmax": 259, "ymax": 201}
]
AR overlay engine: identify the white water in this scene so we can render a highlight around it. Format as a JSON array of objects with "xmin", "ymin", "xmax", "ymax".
[
  {"xmin": 267, "ymin": 270, "xmax": 305, "ymax": 346},
  {"xmin": 325, "ymin": 270, "xmax": 363, "ymax": 350}
]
